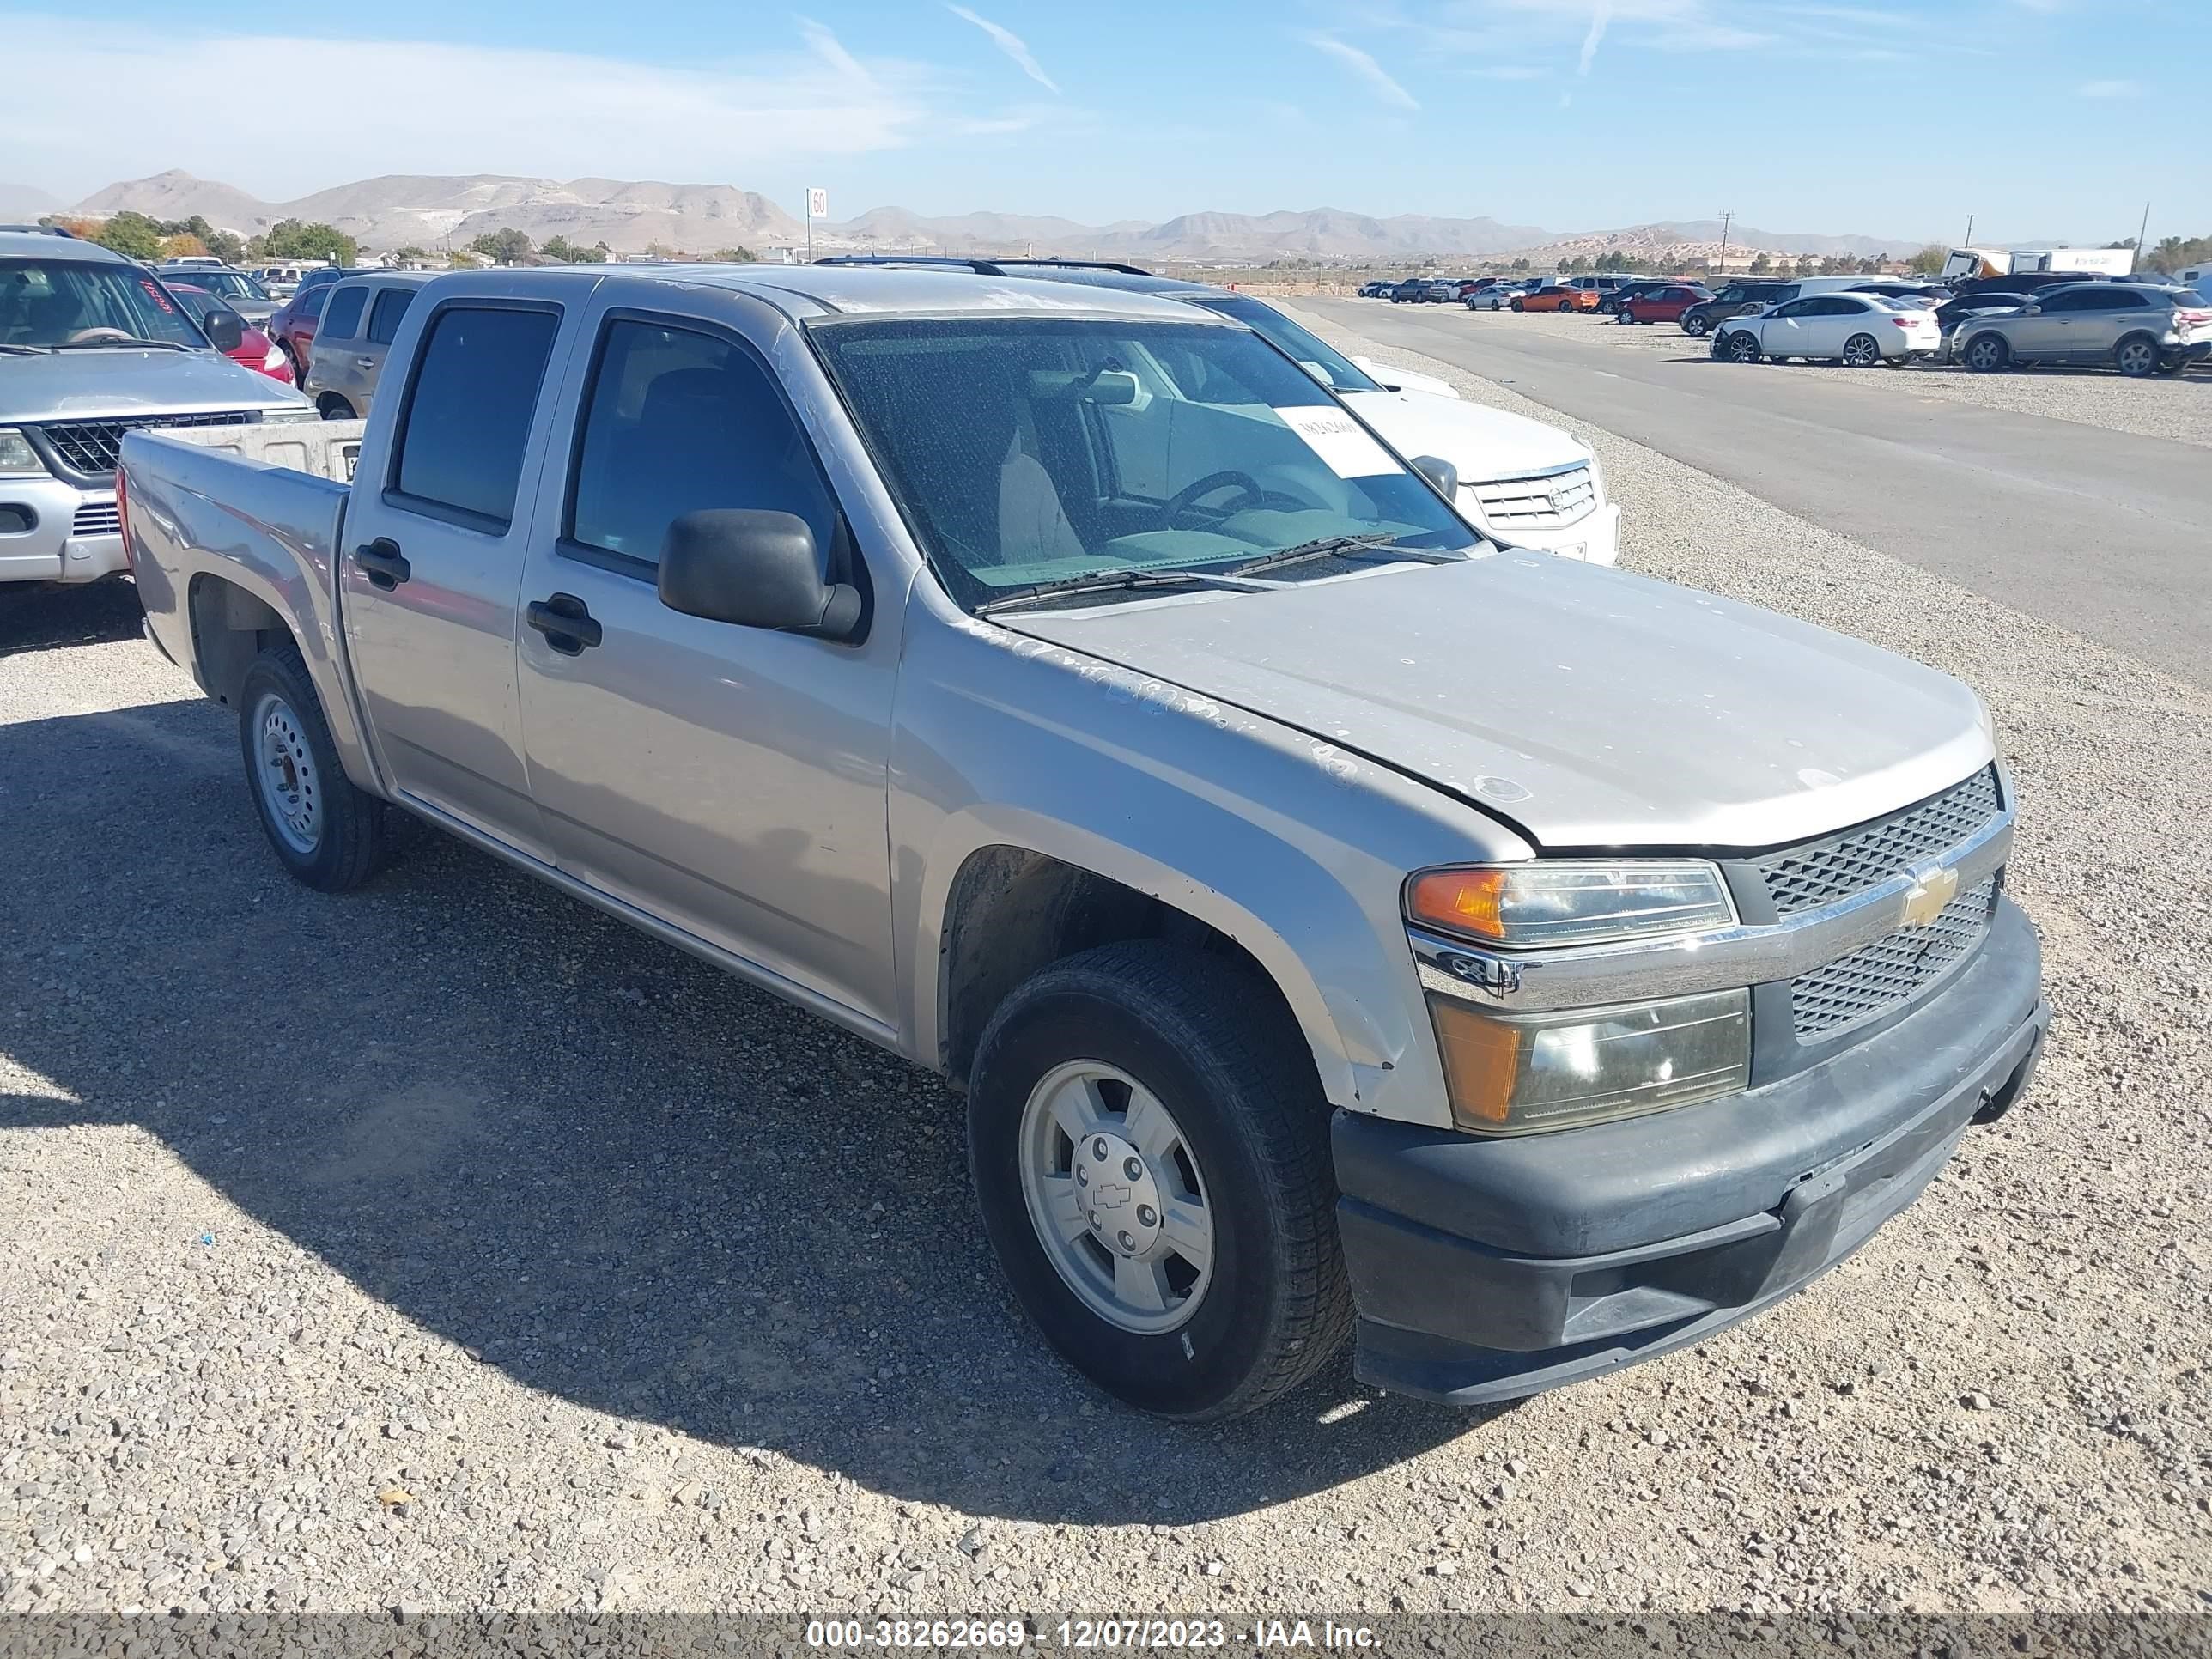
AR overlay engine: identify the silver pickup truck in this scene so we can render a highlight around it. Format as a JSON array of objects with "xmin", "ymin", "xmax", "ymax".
[{"xmin": 122, "ymin": 264, "xmax": 2048, "ymax": 1419}]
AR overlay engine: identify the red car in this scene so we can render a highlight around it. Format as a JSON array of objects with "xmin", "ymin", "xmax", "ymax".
[
  {"xmin": 1619, "ymin": 283, "xmax": 1712, "ymax": 325},
  {"xmin": 166, "ymin": 282, "xmax": 294, "ymax": 383}
]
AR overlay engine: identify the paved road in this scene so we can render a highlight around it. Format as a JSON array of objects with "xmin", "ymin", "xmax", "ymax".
[{"xmin": 1306, "ymin": 298, "xmax": 2212, "ymax": 686}]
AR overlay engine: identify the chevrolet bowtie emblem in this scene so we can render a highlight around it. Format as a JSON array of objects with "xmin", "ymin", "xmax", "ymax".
[{"xmin": 1899, "ymin": 864, "xmax": 1959, "ymax": 929}]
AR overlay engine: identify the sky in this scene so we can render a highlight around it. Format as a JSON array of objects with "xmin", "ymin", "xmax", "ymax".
[{"xmin": 4, "ymin": 0, "xmax": 2207, "ymax": 245}]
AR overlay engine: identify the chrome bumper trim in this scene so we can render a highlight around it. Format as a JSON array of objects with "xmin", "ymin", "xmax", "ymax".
[{"xmin": 1415, "ymin": 802, "xmax": 2015, "ymax": 1014}]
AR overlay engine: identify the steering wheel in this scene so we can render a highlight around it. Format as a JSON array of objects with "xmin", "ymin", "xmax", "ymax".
[
  {"xmin": 1164, "ymin": 471, "xmax": 1265, "ymax": 527},
  {"xmin": 64, "ymin": 327, "xmax": 137, "ymax": 345}
]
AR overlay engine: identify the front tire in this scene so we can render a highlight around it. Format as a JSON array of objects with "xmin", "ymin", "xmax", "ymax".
[
  {"xmin": 1963, "ymin": 333, "xmax": 2010, "ymax": 372},
  {"xmin": 968, "ymin": 941, "xmax": 1351, "ymax": 1420},
  {"xmin": 238, "ymin": 642, "xmax": 386, "ymax": 892},
  {"xmin": 1725, "ymin": 330, "xmax": 1763, "ymax": 363}
]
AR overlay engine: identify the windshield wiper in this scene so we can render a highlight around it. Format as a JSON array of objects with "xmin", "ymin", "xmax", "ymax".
[
  {"xmin": 974, "ymin": 568, "xmax": 1260, "ymax": 617},
  {"xmin": 1224, "ymin": 534, "xmax": 1455, "ymax": 579},
  {"xmin": 50, "ymin": 337, "xmax": 191, "ymax": 352},
  {"xmin": 0, "ymin": 343, "xmax": 47, "ymax": 355}
]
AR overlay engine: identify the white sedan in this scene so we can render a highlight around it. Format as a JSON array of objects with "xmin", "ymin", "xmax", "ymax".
[
  {"xmin": 1183, "ymin": 299, "xmax": 1620, "ymax": 564},
  {"xmin": 1711, "ymin": 293, "xmax": 1942, "ymax": 367}
]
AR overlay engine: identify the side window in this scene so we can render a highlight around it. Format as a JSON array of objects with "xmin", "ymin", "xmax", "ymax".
[
  {"xmin": 2100, "ymin": 290, "xmax": 2147, "ymax": 310},
  {"xmin": 367, "ymin": 288, "xmax": 415, "ymax": 345},
  {"xmin": 320, "ymin": 285, "xmax": 368, "ymax": 342},
  {"xmin": 298, "ymin": 287, "xmax": 331, "ymax": 321},
  {"xmin": 567, "ymin": 318, "xmax": 838, "ymax": 570},
  {"xmin": 2043, "ymin": 290, "xmax": 2099, "ymax": 313},
  {"xmin": 1773, "ymin": 299, "xmax": 1815, "ymax": 318},
  {"xmin": 392, "ymin": 305, "xmax": 559, "ymax": 529}
]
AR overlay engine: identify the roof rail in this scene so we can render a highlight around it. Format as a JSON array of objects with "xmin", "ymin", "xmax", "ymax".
[
  {"xmin": 0, "ymin": 222, "xmax": 78, "ymax": 238},
  {"xmin": 812, "ymin": 253, "xmax": 1154, "ymax": 277}
]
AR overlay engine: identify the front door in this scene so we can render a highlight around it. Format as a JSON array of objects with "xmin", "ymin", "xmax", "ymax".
[
  {"xmin": 512, "ymin": 292, "xmax": 899, "ymax": 1028},
  {"xmin": 340, "ymin": 297, "xmax": 570, "ymax": 860}
]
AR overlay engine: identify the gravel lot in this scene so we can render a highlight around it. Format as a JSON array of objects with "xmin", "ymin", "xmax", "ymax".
[
  {"xmin": 1418, "ymin": 305, "xmax": 2212, "ymax": 449},
  {"xmin": 7, "ymin": 313, "xmax": 2212, "ymax": 1624}
]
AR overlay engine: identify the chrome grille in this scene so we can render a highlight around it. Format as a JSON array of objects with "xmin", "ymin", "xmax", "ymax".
[
  {"xmin": 38, "ymin": 410, "xmax": 257, "ymax": 477},
  {"xmin": 1790, "ymin": 876, "xmax": 1998, "ymax": 1040},
  {"xmin": 71, "ymin": 500, "xmax": 120, "ymax": 537},
  {"xmin": 1469, "ymin": 464, "xmax": 1596, "ymax": 529},
  {"xmin": 1755, "ymin": 766, "xmax": 2002, "ymax": 916}
]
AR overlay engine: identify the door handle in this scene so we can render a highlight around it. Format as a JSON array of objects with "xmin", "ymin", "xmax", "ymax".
[
  {"xmin": 526, "ymin": 593, "xmax": 602, "ymax": 654},
  {"xmin": 355, "ymin": 356, "xmax": 376, "ymax": 368},
  {"xmin": 352, "ymin": 538, "xmax": 410, "ymax": 590}
]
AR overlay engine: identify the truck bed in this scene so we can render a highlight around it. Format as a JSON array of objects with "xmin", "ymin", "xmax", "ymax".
[{"xmin": 122, "ymin": 424, "xmax": 379, "ymax": 787}]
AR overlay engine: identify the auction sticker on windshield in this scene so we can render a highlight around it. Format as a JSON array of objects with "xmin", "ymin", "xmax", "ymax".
[{"xmin": 1272, "ymin": 405, "xmax": 1397, "ymax": 478}]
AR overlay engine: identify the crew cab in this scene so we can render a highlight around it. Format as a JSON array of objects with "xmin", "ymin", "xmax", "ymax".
[
  {"xmin": 1, "ymin": 230, "xmax": 313, "ymax": 587},
  {"xmin": 123, "ymin": 265, "xmax": 2047, "ymax": 1419}
]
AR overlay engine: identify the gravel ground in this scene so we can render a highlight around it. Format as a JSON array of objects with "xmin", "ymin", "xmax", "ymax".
[
  {"xmin": 8, "ymin": 313, "xmax": 2212, "ymax": 1624},
  {"xmin": 1409, "ymin": 305, "xmax": 2212, "ymax": 449}
]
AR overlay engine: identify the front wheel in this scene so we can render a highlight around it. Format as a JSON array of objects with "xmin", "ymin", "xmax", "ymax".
[
  {"xmin": 968, "ymin": 942, "xmax": 1351, "ymax": 1420},
  {"xmin": 238, "ymin": 642, "xmax": 386, "ymax": 891},
  {"xmin": 1963, "ymin": 334, "xmax": 2010, "ymax": 372},
  {"xmin": 1841, "ymin": 332, "xmax": 1883, "ymax": 368},
  {"xmin": 1725, "ymin": 331, "xmax": 1762, "ymax": 363}
]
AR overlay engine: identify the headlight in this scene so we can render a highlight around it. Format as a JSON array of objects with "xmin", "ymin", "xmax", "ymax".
[
  {"xmin": 1407, "ymin": 861, "xmax": 1736, "ymax": 949},
  {"xmin": 0, "ymin": 427, "xmax": 48, "ymax": 477},
  {"xmin": 1429, "ymin": 989, "xmax": 1750, "ymax": 1135}
]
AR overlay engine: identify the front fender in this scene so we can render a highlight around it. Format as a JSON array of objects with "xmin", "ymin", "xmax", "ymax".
[{"xmin": 889, "ymin": 590, "xmax": 1534, "ymax": 1130}]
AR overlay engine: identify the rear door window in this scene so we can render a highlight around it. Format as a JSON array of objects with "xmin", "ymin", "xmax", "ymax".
[
  {"xmin": 392, "ymin": 305, "xmax": 560, "ymax": 529},
  {"xmin": 320, "ymin": 285, "xmax": 368, "ymax": 342},
  {"xmin": 367, "ymin": 288, "xmax": 415, "ymax": 345}
]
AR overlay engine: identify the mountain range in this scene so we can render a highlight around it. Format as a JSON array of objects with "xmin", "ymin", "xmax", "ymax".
[{"xmin": 27, "ymin": 171, "xmax": 1915, "ymax": 264}]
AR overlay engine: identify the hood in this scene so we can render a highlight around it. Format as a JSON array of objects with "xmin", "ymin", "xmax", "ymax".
[
  {"xmin": 1004, "ymin": 554, "xmax": 1991, "ymax": 851},
  {"xmin": 1351, "ymin": 355, "xmax": 1461, "ymax": 400},
  {"xmin": 1342, "ymin": 388, "xmax": 1589, "ymax": 483},
  {"xmin": 0, "ymin": 347, "xmax": 311, "ymax": 424}
]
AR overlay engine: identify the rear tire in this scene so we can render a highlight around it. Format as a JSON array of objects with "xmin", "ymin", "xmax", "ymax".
[
  {"xmin": 316, "ymin": 394, "xmax": 356, "ymax": 420},
  {"xmin": 2115, "ymin": 333, "xmax": 2160, "ymax": 378},
  {"xmin": 1841, "ymin": 332, "xmax": 1882, "ymax": 368},
  {"xmin": 968, "ymin": 941, "xmax": 1352, "ymax": 1421},
  {"xmin": 1963, "ymin": 333, "xmax": 2010, "ymax": 372},
  {"xmin": 1683, "ymin": 313, "xmax": 1710, "ymax": 337},
  {"xmin": 237, "ymin": 642, "xmax": 386, "ymax": 892}
]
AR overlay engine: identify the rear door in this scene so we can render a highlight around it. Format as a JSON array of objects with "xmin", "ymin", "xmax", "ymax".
[
  {"xmin": 360, "ymin": 285, "xmax": 416, "ymax": 416},
  {"xmin": 339, "ymin": 291, "xmax": 577, "ymax": 859},
  {"xmin": 309, "ymin": 283, "xmax": 370, "ymax": 410},
  {"xmin": 510, "ymin": 288, "xmax": 900, "ymax": 1027}
]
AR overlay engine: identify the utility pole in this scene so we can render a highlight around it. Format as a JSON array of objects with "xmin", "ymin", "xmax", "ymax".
[
  {"xmin": 2136, "ymin": 201, "xmax": 2151, "ymax": 262},
  {"xmin": 1717, "ymin": 208, "xmax": 1734, "ymax": 275},
  {"xmin": 1963, "ymin": 213, "xmax": 1973, "ymax": 246}
]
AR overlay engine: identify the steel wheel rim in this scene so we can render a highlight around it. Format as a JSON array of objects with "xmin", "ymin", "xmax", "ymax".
[
  {"xmin": 1844, "ymin": 334, "xmax": 1880, "ymax": 367},
  {"xmin": 2118, "ymin": 341, "xmax": 2155, "ymax": 375},
  {"xmin": 252, "ymin": 691, "xmax": 321, "ymax": 854},
  {"xmin": 1018, "ymin": 1060, "xmax": 1215, "ymax": 1335}
]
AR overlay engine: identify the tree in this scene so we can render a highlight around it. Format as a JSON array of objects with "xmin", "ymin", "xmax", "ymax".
[
  {"xmin": 1795, "ymin": 254, "xmax": 1817, "ymax": 276},
  {"xmin": 540, "ymin": 235, "xmax": 609, "ymax": 264},
  {"xmin": 390, "ymin": 246, "xmax": 428, "ymax": 265},
  {"xmin": 158, "ymin": 233, "xmax": 208, "ymax": 260},
  {"xmin": 1748, "ymin": 252, "xmax": 1772, "ymax": 275},
  {"xmin": 1510, "ymin": 257, "xmax": 1530, "ymax": 272},
  {"xmin": 2144, "ymin": 233, "xmax": 2209, "ymax": 274},
  {"xmin": 205, "ymin": 230, "xmax": 245, "ymax": 264},
  {"xmin": 1905, "ymin": 245, "xmax": 1946, "ymax": 276},
  {"xmin": 263, "ymin": 219, "xmax": 358, "ymax": 265},
  {"xmin": 86, "ymin": 210, "xmax": 164, "ymax": 261},
  {"xmin": 470, "ymin": 226, "xmax": 534, "ymax": 264},
  {"xmin": 711, "ymin": 246, "xmax": 759, "ymax": 263}
]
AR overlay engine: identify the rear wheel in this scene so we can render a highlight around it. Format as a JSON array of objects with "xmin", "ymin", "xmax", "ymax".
[
  {"xmin": 968, "ymin": 941, "xmax": 1351, "ymax": 1420},
  {"xmin": 316, "ymin": 394, "xmax": 356, "ymax": 420},
  {"xmin": 1841, "ymin": 332, "xmax": 1882, "ymax": 368},
  {"xmin": 238, "ymin": 642, "xmax": 386, "ymax": 892},
  {"xmin": 1963, "ymin": 333, "xmax": 2010, "ymax": 372},
  {"xmin": 2115, "ymin": 334, "xmax": 2160, "ymax": 378},
  {"xmin": 1683, "ymin": 313, "xmax": 1710, "ymax": 337}
]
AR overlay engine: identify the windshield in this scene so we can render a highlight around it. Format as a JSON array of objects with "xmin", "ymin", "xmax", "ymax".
[
  {"xmin": 180, "ymin": 270, "xmax": 269, "ymax": 303},
  {"xmin": 813, "ymin": 315, "xmax": 1479, "ymax": 611},
  {"xmin": 1194, "ymin": 295, "xmax": 1382, "ymax": 394},
  {"xmin": 0, "ymin": 258, "xmax": 210, "ymax": 349}
]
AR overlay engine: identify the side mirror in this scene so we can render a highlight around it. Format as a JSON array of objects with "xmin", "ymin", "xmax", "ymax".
[
  {"xmin": 1411, "ymin": 454, "xmax": 1459, "ymax": 498},
  {"xmin": 202, "ymin": 308, "xmax": 243, "ymax": 353},
  {"xmin": 658, "ymin": 509, "xmax": 862, "ymax": 640},
  {"xmin": 1351, "ymin": 354, "xmax": 1401, "ymax": 392}
]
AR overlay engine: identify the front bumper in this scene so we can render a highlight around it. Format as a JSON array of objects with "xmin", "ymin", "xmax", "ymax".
[
  {"xmin": 1477, "ymin": 502, "xmax": 1621, "ymax": 568},
  {"xmin": 1334, "ymin": 896, "xmax": 2046, "ymax": 1404},
  {"xmin": 0, "ymin": 475, "xmax": 125, "ymax": 586}
]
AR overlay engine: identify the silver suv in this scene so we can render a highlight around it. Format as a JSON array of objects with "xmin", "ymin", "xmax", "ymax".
[
  {"xmin": 301, "ymin": 272, "xmax": 434, "ymax": 421},
  {"xmin": 1, "ymin": 229, "xmax": 313, "ymax": 587},
  {"xmin": 1954, "ymin": 281, "xmax": 2212, "ymax": 377}
]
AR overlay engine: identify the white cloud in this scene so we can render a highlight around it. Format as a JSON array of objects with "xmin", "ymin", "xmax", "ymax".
[
  {"xmin": 2, "ymin": 12, "xmax": 933, "ymax": 202},
  {"xmin": 2075, "ymin": 77, "xmax": 2141, "ymax": 98},
  {"xmin": 1302, "ymin": 33, "xmax": 1420, "ymax": 109},
  {"xmin": 1577, "ymin": 2, "xmax": 1613, "ymax": 73},
  {"xmin": 945, "ymin": 4, "xmax": 1061, "ymax": 95}
]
